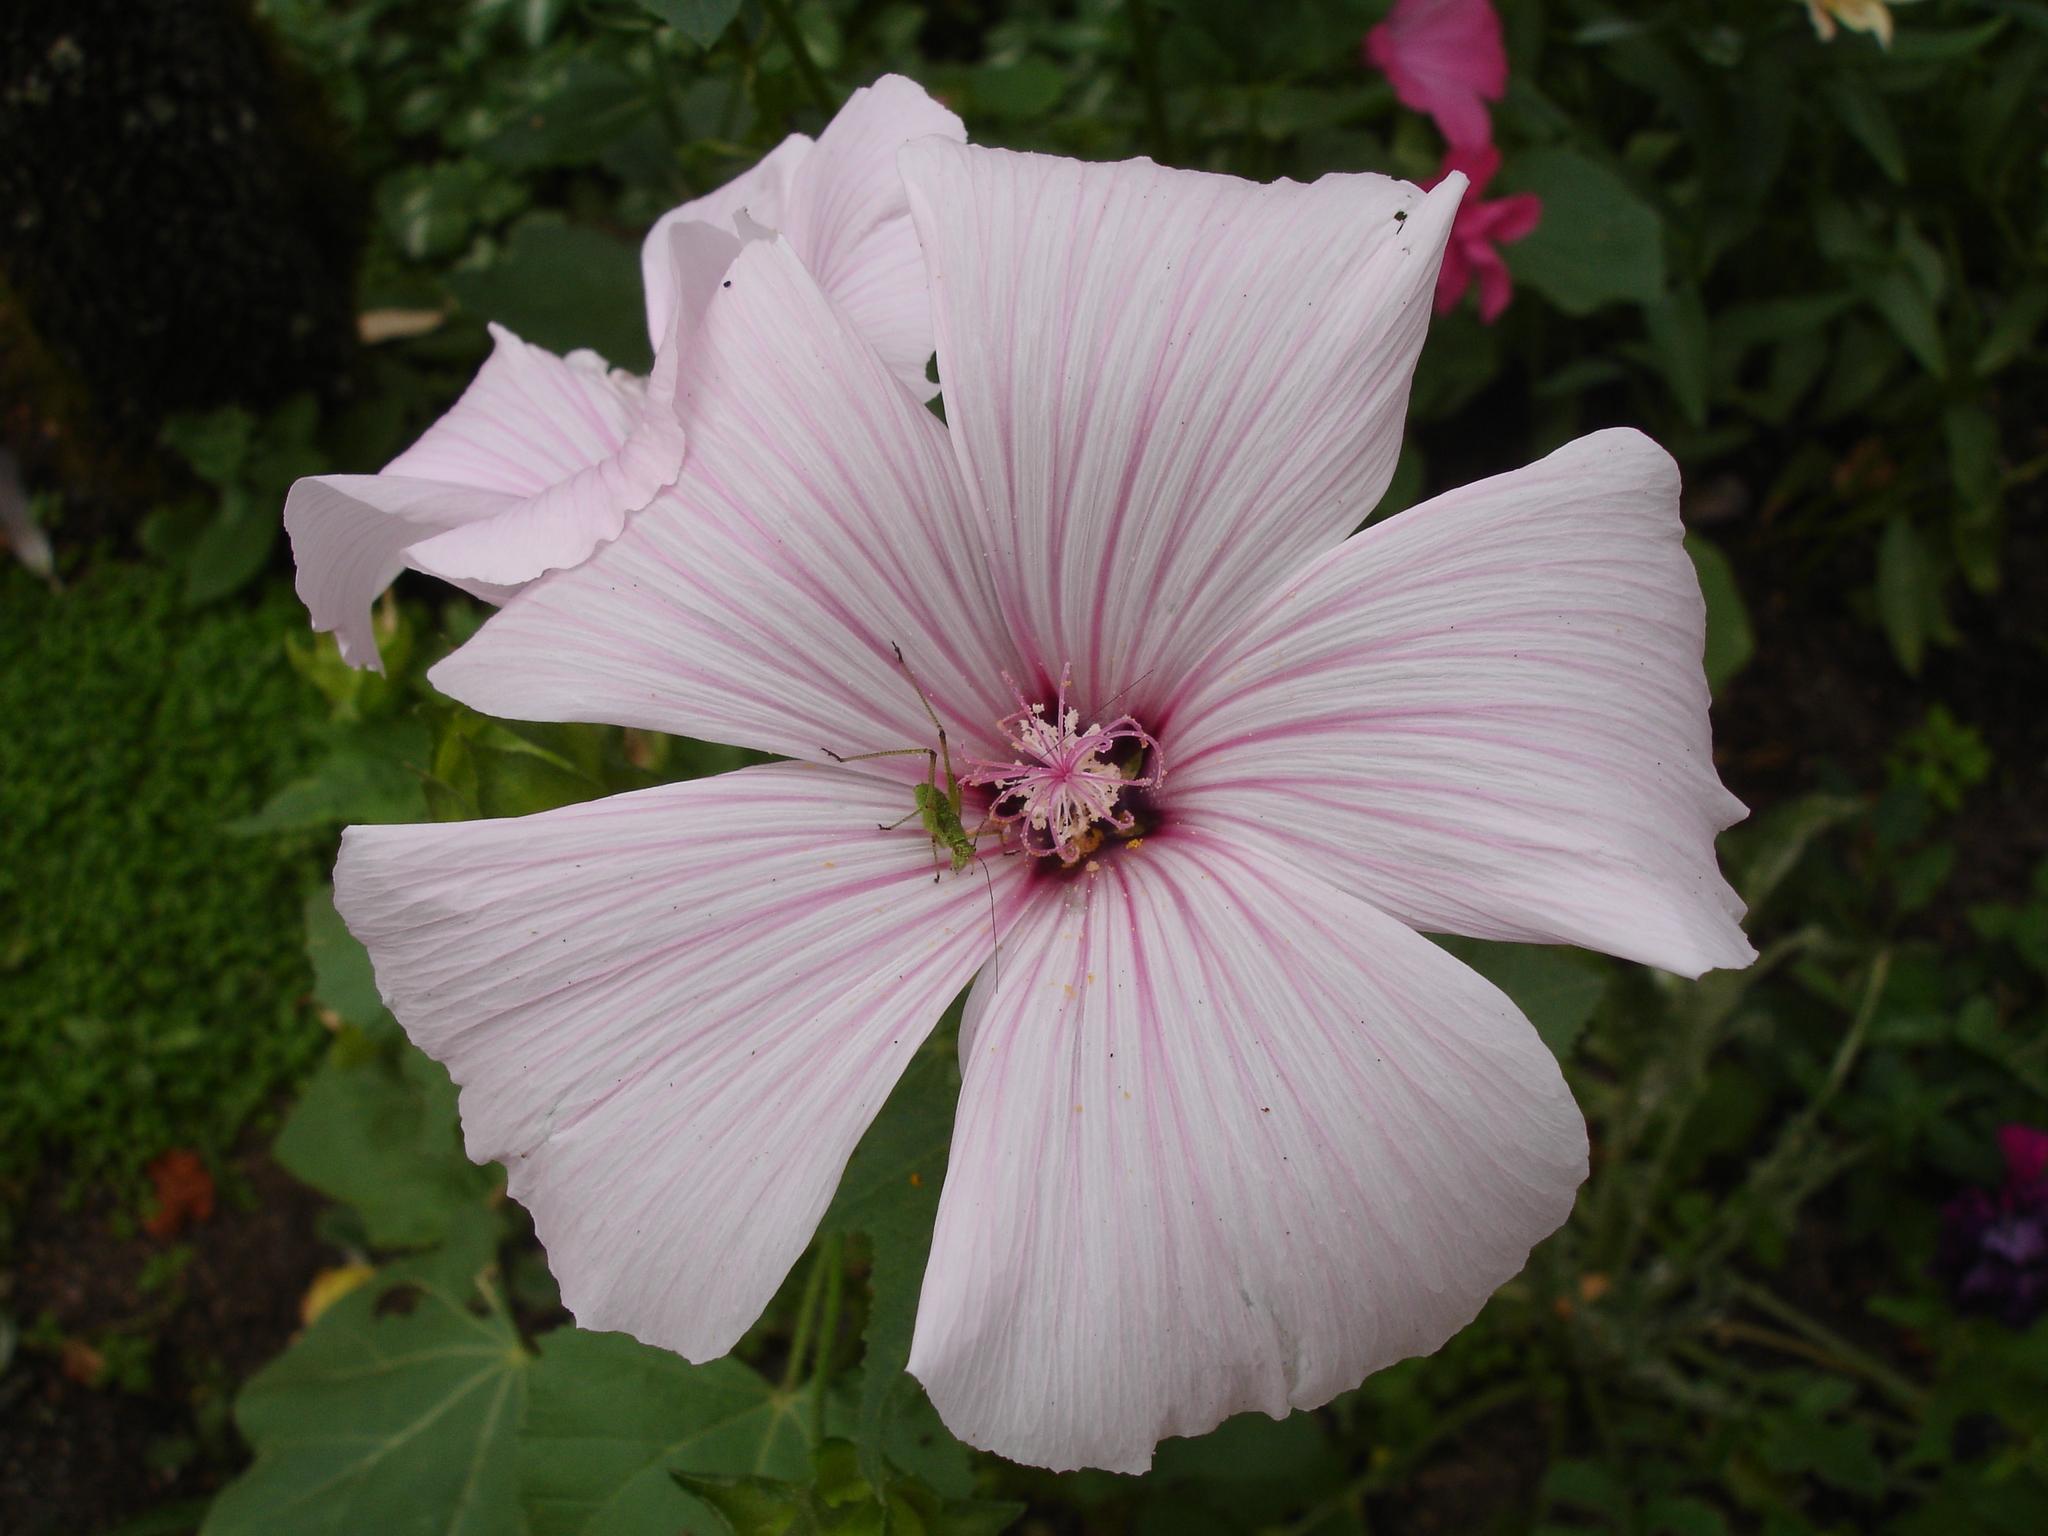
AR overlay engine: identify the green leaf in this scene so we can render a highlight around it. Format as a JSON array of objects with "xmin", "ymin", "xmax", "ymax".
[
  {"xmin": 1946, "ymin": 401, "xmax": 2005, "ymax": 593},
  {"xmin": 879, "ymin": 1377, "xmax": 974, "ymax": 1499},
  {"xmin": 1888, "ymin": 18, "xmax": 2009, "ymax": 61},
  {"xmin": 638, "ymin": 0, "xmax": 743, "ymax": 47},
  {"xmin": 1823, "ymin": 77, "xmax": 1907, "ymax": 184},
  {"xmin": 378, "ymin": 161, "xmax": 513, "ymax": 264},
  {"xmin": 231, "ymin": 722, "xmax": 433, "ymax": 834},
  {"xmin": 303, "ymin": 885, "xmax": 391, "ymax": 1030},
  {"xmin": 1543, "ymin": 1458, "xmax": 1631, "ymax": 1520},
  {"xmin": 1721, "ymin": 793, "xmax": 1864, "ymax": 912},
  {"xmin": 670, "ymin": 1471, "xmax": 810, "ymax": 1536},
  {"xmin": 1954, "ymin": 996, "xmax": 2048, "ymax": 1098},
  {"xmin": 156, "ymin": 397, "xmax": 324, "ymax": 605},
  {"xmin": 93, "ymin": 1498, "xmax": 213, "ymax": 1536},
  {"xmin": 1758, "ymin": 1409, "xmax": 1885, "ymax": 1497},
  {"xmin": 273, "ymin": 1033, "xmax": 498, "ymax": 1248},
  {"xmin": 181, "ymin": 493, "xmax": 282, "ymax": 607},
  {"xmin": 1945, "ymin": 401, "xmax": 2003, "ymax": 517},
  {"xmin": 1152, "ymin": 1410, "xmax": 1341, "ymax": 1489},
  {"xmin": 670, "ymin": 1458, "xmax": 1019, "ymax": 1536},
  {"xmin": 1684, "ymin": 533, "xmax": 1755, "ymax": 695},
  {"xmin": 203, "ymin": 1213, "xmax": 530, "ymax": 1536},
  {"xmin": 481, "ymin": 60, "xmax": 653, "ymax": 168},
  {"xmin": 1862, "ymin": 267, "xmax": 1947, "ymax": 379},
  {"xmin": 519, "ymin": 1328, "xmax": 814, "ymax": 1536},
  {"xmin": 1875, "ymin": 517, "xmax": 1953, "ymax": 675},
  {"xmin": 160, "ymin": 408, "xmax": 256, "ymax": 489},
  {"xmin": 969, "ymin": 56, "xmax": 1066, "ymax": 119},
  {"xmin": 1499, "ymin": 148, "xmax": 1664, "ymax": 315},
  {"xmin": 1711, "ymin": 294, "xmax": 1856, "ymax": 354},
  {"xmin": 1642, "ymin": 287, "xmax": 1710, "ymax": 427},
  {"xmin": 1974, "ymin": 281, "xmax": 2048, "ymax": 376},
  {"xmin": 1428, "ymin": 938, "xmax": 1609, "ymax": 1058},
  {"xmin": 817, "ymin": 1046, "xmax": 959, "ymax": 1489},
  {"xmin": 1644, "ymin": 1494, "xmax": 1730, "ymax": 1536},
  {"xmin": 448, "ymin": 215, "xmax": 650, "ymax": 373},
  {"xmin": 1406, "ymin": 307, "xmax": 1502, "ymax": 423}
]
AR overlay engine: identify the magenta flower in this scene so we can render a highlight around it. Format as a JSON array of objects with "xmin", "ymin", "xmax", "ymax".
[
  {"xmin": 1934, "ymin": 1124, "xmax": 2048, "ymax": 1329},
  {"xmin": 1364, "ymin": 0, "xmax": 1509, "ymax": 153},
  {"xmin": 285, "ymin": 76, "xmax": 962, "ymax": 668},
  {"xmin": 1427, "ymin": 142, "xmax": 1542, "ymax": 322},
  {"xmin": 332, "ymin": 145, "xmax": 1753, "ymax": 1472}
]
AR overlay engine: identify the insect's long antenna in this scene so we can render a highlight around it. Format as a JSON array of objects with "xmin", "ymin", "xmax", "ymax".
[
  {"xmin": 821, "ymin": 745, "xmax": 936, "ymax": 766},
  {"xmin": 1089, "ymin": 665, "xmax": 1159, "ymax": 721},
  {"xmin": 981, "ymin": 856, "xmax": 999, "ymax": 995},
  {"xmin": 889, "ymin": 643, "xmax": 957, "ymax": 787}
]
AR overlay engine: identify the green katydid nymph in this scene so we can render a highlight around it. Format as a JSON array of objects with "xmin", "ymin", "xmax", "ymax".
[{"xmin": 823, "ymin": 643, "xmax": 989, "ymax": 878}]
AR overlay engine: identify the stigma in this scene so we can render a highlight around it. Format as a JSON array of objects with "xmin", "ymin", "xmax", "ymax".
[{"xmin": 965, "ymin": 680, "xmax": 1160, "ymax": 866}]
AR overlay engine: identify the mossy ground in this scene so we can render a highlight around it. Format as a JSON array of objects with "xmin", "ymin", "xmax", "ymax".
[{"xmin": 0, "ymin": 561, "xmax": 326, "ymax": 1192}]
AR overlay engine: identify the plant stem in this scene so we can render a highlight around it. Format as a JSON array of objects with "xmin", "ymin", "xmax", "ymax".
[
  {"xmin": 1672, "ymin": 949, "xmax": 1890, "ymax": 1287},
  {"xmin": 760, "ymin": 0, "xmax": 836, "ymax": 117},
  {"xmin": 810, "ymin": 1235, "xmax": 844, "ymax": 1443},
  {"xmin": 1726, "ymin": 1277, "xmax": 1927, "ymax": 1415},
  {"xmin": 782, "ymin": 1246, "xmax": 827, "ymax": 1392},
  {"xmin": 1612, "ymin": 932, "xmax": 1811, "ymax": 1272}
]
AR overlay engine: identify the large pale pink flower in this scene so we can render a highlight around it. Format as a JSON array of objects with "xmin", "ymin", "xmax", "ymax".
[
  {"xmin": 1364, "ymin": 0, "xmax": 1509, "ymax": 152},
  {"xmin": 285, "ymin": 75, "xmax": 963, "ymax": 667},
  {"xmin": 332, "ymin": 144, "xmax": 1754, "ymax": 1472}
]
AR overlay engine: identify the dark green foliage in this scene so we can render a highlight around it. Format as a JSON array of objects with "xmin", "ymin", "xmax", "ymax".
[
  {"xmin": 444, "ymin": 217, "xmax": 652, "ymax": 373},
  {"xmin": 144, "ymin": 396, "xmax": 331, "ymax": 607},
  {"xmin": 521, "ymin": 1329, "xmax": 817, "ymax": 1534},
  {"xmin": 818, "ymin": 1039, "xmax": 962, "ymax": 1491},
  {"xmin": 0, "ymin": 564, "xmax": 325, "ymax": 1181},
  {"xmin": 204, "ymin": 1207, "xmax": 531, "ymax": 1536}
]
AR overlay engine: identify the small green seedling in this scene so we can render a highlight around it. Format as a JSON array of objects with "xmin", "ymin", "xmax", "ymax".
[{"xmin": 824, "ymin": 644, "xmax": 984, "ymax": 877}]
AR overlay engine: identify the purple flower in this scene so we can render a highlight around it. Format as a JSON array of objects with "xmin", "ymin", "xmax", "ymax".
[
  {"xmin": 331, "ymin": 143, "xmax": 1754, "ymax": 1471},
  {"xmin": 1935, "ymin": 1124, "xmax": 2048, "ymax": 1329}
]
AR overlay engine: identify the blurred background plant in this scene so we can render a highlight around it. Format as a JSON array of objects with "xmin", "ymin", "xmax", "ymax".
[{"xmin": 0, "ymin": 0, "xmax": 2043, "ymax": 1532}]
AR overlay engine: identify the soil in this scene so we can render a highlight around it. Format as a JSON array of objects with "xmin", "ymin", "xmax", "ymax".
[{"xmin": 0, "ymin": 1139, "xmax": 333, "ymax": 1536}]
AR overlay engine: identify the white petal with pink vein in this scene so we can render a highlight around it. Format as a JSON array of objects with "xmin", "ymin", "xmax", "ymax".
[
  {"xmin": 335, "ymin": 762, "xmax": 1028, "ymax": 1358},
  {"xmin": 917, "ymin": 832, "xmax": 1584, "ymax": 1473},
  {"xmin": 1166, "ymin": 428, "xmax": 1754, "ymax": 978}
]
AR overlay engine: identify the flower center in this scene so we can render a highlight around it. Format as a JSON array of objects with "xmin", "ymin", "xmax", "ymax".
[{"xmin": 964, "ymin": 682, "xmax": 1160, "ymax": 867}]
